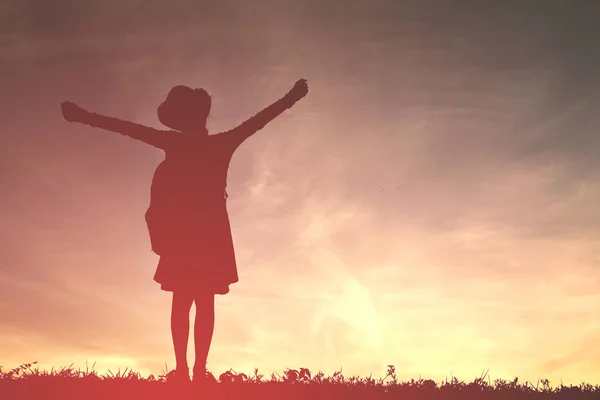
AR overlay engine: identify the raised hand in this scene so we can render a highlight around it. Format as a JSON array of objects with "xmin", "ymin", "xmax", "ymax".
[
  {"xmin": 61, "ymin": 101, "xmax": 87, "ymax": 123},
  {"xmin": 287, "ymin": 79, "xmax": 308, "ymax": 101}
]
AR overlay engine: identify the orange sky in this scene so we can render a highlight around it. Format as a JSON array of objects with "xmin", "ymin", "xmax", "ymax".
[{"xmin": 1, "ymin": 0, "xmax": 599, "ymax": 386}]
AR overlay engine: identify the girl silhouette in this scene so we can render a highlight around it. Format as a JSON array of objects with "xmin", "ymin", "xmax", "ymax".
[{"xmin": 61, "ymin": 79, "xmax": 309, "ymax": 383}]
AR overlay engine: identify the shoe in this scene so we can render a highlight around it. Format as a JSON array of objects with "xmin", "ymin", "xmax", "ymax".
[
  {"xmin": 192, "ymin": 368, "xmax": 217, "ymax": 385},
  {"xmin": 166, "ymin": 368, "xmax": 191, "ymax": 384}
]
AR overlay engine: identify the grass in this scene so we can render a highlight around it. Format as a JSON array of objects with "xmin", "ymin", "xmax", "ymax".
[{"xmin": 1, "ymin": 362, "xmax": 599, "ymax": 400}]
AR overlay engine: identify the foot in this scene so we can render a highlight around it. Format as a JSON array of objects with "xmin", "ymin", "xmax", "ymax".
[
  {"xmin": 166, "ymin": 367, "xmax": 190, "ymax": 384},
  {"xmin": 192, "ymin": 367, "xmax": 217, "ymax": 385}
]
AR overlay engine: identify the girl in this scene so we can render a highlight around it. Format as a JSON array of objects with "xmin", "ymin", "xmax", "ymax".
[{"xmin": 61, "ymin": 79, "xmax": 309, "ymax": 383}]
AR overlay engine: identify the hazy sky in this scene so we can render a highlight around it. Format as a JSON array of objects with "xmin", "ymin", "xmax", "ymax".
[{"xmin": 1, "ymin": 0, "xmax": 599, "ymax": 385}]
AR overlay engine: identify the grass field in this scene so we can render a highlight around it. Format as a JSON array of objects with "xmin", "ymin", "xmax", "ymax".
[{"xmin": 1, "ymin": 362, "xmax": 598, "ymax": 400}]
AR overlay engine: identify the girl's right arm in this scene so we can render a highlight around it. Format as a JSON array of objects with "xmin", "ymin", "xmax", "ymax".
[{"xmin": 61, "ymin": 101, "xmax": 176, "ymax": 150}]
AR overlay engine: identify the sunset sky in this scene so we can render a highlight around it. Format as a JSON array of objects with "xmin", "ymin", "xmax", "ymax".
[{"xmin": 1, "ymin": 0, "xmax": 599, "ymax": 386}]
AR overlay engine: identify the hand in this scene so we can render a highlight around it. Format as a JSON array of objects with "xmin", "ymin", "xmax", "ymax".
[
  {"xmin": 61, "ymin": 101, "xmax": 86, "ymax": 122},
  {"xmin": 288, "ymin": 79, "xmax": 308, "ymax": 101}
]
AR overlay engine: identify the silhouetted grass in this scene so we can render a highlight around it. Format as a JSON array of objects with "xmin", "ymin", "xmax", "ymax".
[{"xmin": 1, "ymin": 362, "xmax": 598, "ymax": 400}]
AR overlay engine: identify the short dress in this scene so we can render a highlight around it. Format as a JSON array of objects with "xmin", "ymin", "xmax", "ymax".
[{"xmin": 145, "ymin": 133, "xmax": 241, "ymax": 295}]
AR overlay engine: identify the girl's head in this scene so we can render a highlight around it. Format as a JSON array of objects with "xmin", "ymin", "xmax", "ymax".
[{"xmin": 157, "ymin": 85, "xmax": 211, "ymax": 133}]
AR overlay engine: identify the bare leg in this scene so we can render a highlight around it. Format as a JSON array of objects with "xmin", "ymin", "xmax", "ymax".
[
  {"xmin": 171, "ymin": 291, "xmax": 193, "ymax": 374},
  {"xmin": 193, "ymin": 292, "xmax": 215, "ymax": 376}
]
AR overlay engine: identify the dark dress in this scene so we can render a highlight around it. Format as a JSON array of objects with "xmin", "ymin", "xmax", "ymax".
[{"xmin": 145, "ymin": 133, "xmax": 241, "ymax": 295}]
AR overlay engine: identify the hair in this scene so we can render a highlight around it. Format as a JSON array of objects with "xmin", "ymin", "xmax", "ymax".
[{"xmin": 157, "ymin": 85, "xmax": 212, "ymax": 132}]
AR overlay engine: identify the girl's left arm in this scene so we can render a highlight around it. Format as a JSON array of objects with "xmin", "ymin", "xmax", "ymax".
[{"xmin": 223, "ymin": 79, "xmax": 308, "ymax": 147}]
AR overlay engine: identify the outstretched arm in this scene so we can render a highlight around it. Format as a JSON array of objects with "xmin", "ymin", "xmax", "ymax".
[
  {"xmin": 224, "ymin": 79, "xmax": 309, "ymax": 147},
  {"xmin": 61, "ymin": 101, "xmax": 176, "ymax": 150}
]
